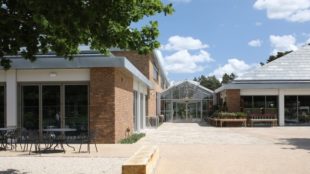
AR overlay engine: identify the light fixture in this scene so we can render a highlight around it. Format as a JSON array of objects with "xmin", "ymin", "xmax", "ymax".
[{"xmin": 49, "ymin": 72, "xmax": 57, "ymax": 77}]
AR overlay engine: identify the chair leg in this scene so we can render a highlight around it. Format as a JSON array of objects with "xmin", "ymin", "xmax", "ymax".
[
  {"xmin": 94, "ymin": 142, "xmax": 98, "ymax": 152},
  {"xmin": 29, "ymin": 143, "xmax": 32, "ymax": 155},
  {"xmin": 79, "ymin": 141, "xmax": 83, "ymax": 153},
  {"xmin": 87, "ymin": 142, "xmax": 90, "ymax": 154}
]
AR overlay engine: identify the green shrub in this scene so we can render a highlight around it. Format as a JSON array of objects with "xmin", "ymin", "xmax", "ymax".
[
  {"xmin": 213, "ymin": 112, "xmax": 247, "ymax": 119},
  {"xmin": 119, "ymin": 133, "xmax": 145, "ymax": 144},
  {"xmin": 235, "ymin": 112, "xmax": 247, "ymax": 118}
]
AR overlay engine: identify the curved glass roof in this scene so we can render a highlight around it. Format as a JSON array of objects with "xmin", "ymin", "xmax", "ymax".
[{"xmin": 161, "ymin": 80, "xmax": 214, "ymax": 100}]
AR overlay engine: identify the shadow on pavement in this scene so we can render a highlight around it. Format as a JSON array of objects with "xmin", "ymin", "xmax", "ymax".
[
  {"xmin": 277, "ymin": 138, "xmax": 310, "ymax": 151},
  {"xmin": 0, "ymin": 169, "xmax": 28, "ymax": 174}
]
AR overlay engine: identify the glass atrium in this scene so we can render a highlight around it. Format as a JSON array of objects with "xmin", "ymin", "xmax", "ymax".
[{"xmin": 161, "ymin": 80, "xmax": 214, "ymax": 122}]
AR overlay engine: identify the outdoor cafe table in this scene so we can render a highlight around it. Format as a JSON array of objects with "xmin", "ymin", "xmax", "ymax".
[
  {"xmin": 0, "ymin": 127, "xmax": 16, "ymax": 150},
  {"xmin": 42, "ymin": 128, "xmax": 77, "ymax": 153}
]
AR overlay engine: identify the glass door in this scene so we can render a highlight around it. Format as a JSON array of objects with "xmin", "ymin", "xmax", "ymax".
[
  {"xmin": 21, "ymin": 86, "xmax": 40, "ymax": 131},
  {"xmin": 65, "ymin": 85, "xmax": 88, "ymax": 134},
  {"xmin": 42, "ymin": 85, "xmax": 61, "ymax": 129},
  {"xmin": 173, "ymin": 102, "xmax": 186, "ymax": 121},
  {"xmin": 188, "ymin": 102, "xmax": 201, "ymax": 121}
]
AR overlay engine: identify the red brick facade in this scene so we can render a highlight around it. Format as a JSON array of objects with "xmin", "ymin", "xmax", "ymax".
[
  {"xmin": 89, "ymin": 67, "xmax": 133, "ymax": 143},
  {"xmin": 226, "ymin": 89, "xmax": 241, "ymax": 112},
  {"xmin": 112, "ymin": 51, "xmax": 166, "ymax": 117}
]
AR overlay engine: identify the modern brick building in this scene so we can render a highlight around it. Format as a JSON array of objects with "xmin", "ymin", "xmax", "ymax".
[
  {"xmin": 0, "ymin": 50, "xmax": 169, "ymax": 143},
  {"xmin": 215, "ymin": 45, "xmax": 310, "ymax": 126}
]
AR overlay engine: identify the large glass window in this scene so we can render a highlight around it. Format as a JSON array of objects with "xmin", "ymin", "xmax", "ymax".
[
  {"xmin": 20, "ymin": 84, "xmax": 89, "ymax": 134},
  {"xmin": 65, "ymin": 85, "xmax": 88, "ymax": 134},
  {"xmin": 153, "ymin": 63, "xmax": 159, "ymax": 81},
  {"xmin": 253, "ymin": 96, "xmax": 265, "ymax": 108},
  {"xmin": 285, "ymin": 96, "xmax": 310, "ymax": 125},
  {"xmin": 42, "ymin": 85, "xmax": 61, "ymax": 129},
  {"xmin": 241, "ymin": 95, "xmax": 278, "ymax": 114},
  {"xmin": 241, "ymin": 96, "xmax": 252, "ymax": 108},
  {"xmin": 22, "ymin": 86, "xmax": 39, "ymax": 130},
  {"xmin": 0, "ymin": 86, "xmax": 5, "ymax": 127}
]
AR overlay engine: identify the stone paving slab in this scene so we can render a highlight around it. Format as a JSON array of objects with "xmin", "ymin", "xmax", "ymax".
[{"xmin": 139, "ymin": 123, "xmax": 310, "ymax": 174}]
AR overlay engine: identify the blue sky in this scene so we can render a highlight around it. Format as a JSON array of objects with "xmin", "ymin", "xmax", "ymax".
[{"xmin": 136, "ymin": 0, "xmax": 310, "ymax": 82}]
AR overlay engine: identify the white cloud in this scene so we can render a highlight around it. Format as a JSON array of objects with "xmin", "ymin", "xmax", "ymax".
[
  {"xmin": 269, "ymin": 35, "xmax": 298, "ymax": 54},
  {"xmin": 248, "ymin": 39, "xmax": 262, "ymax": 47},
  {"xmin": 160, "ymin": 49, "xmax": 214, "ymax": 73},
  {"xmin": 209, "ymin": 59, "xmax": 258, "ymax": 80},
  {"xmin": 159, "ymin": 36, "xmax": 213, "ymax": 74},
  {"xmin": 254, "ymin": 0, "xmax": 310, "ymax": 22},
  {"xmin": 161, "ymin": 35, "xmax": 208, "ymax": 51}
]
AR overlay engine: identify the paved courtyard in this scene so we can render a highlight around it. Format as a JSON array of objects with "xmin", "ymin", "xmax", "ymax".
[
  {"xmin": 0, "ymin": 123, "xmax": 310, "ymax": 174},
  {"xmin": 138, "ymin": 123, "xmax": 310, "ymax": 174}
]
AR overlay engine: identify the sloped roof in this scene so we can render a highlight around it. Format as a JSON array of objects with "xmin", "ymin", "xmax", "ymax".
[
  {"xmin": 236, "ymin": 45, "xmax": 310, "ymax": 81},
  {"xmin": 161, "ymin": 80, "xmax": 214, "ymax": 95}
]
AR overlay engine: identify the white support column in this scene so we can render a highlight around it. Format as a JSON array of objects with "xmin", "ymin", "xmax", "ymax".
[
  {"xmin": 279, "ymin": 89, "xmax": 285, "ymax": 126},
  {"xmin": 6, "ymin": 70, "xmax": 17, "ymax": 127},
  {"xmin": 136, "ymin": 92, "xmax": 141, "ymax": 132},
  {"xmin": 142, "ymin": 94, "xmax": 146, "ymax": 129}
]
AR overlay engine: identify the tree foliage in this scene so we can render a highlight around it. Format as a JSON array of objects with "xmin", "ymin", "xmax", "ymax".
[
  {"xmin": 221, "ymin": 73, "xmax": 236, "ymax": 84},
  {"xmin": 260, "ymin": 50, "xmax": 293, "ymax": 66},
  {"xmin": 194, "ymin": 75, "xmax": 221, "ymax": 90},
  {"xmin": 0, "ymin": 0, "xmax": 174, "ymax": 69}
]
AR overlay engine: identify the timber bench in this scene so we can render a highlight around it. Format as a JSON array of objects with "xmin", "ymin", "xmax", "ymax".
[
  {"xmin": 208, "ymin": 117, "xmax": 247, "ymax": 127},
  {"xmin": 249, "ymin": 114, "xmax": 278, "ymax": 127},
  {"xmin": 122, "ymin": 146, "xmax": 159, "ymax": 174},
  {"xmin": 217, "ymin": 118, "xmax": 247, "ymax": 127}
]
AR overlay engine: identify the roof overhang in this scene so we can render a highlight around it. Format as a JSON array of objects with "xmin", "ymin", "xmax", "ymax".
[
  {"xmin": 215, "ymin": 81, "xmax": 310, "ymax": 93},
  {"xmin": 2, "ymin": 54, "xmax": 153, "ymax": 88}
]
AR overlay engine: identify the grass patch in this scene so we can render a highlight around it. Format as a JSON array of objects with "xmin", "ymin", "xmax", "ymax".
[{"xmin": 119, "ymin": 133, "xmax": 145, "ymax": 144}]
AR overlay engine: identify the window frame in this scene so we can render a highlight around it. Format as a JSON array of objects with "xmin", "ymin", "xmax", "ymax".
[{"xmin": 152, "ymin": 63, "xmax": 159, "ymax": 81}]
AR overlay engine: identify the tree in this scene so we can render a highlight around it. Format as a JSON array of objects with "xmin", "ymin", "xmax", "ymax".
[
  {"xmin": 0, "ymin": 0, "xmax": 174, "ymax": 69},
  {"xmin": 194, "ymin": 75, "xmax": 221, "ymax": 90},
  {"xmin": 221, "ymin": 73, "xmax": 236, "ymax": 84},
  {"xmin": 260, "ymin": 50, "xmax": 293, "ymax": 66}
]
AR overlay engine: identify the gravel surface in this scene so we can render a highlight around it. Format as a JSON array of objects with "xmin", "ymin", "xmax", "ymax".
[{"xmin": 0, "ymin": 157, "xmax": 126, "ymax": 174}]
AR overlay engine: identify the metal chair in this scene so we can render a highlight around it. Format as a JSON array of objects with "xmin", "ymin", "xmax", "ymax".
[
  {"xmin": 78, "ymin": 131, "xmax": 98, "ymax": 153},
  {"xmin": 28, "ymin": 130, "xmax": 41, "ymax": 155},
  {"xmin": 4, "ymin": 127, "xmax": 18, "ymax": 150}
]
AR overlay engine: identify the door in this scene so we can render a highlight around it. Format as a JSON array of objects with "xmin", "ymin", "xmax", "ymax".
[
  {"xmin": 21, "ymin": 85, "xmax": 61, "ymax": 132},
  {"xmin": 42, "ymin": 85, "xmax": 61, "ymax": 129},
  {"xmin": 173, "ymin": 102, "xmax": 186, "ymax": 121},
  {"xmin": 21, "ymin": 85, "xmax": 40, "ymax": 131}
]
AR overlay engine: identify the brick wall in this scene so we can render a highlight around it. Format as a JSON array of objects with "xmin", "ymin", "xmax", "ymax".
[
  {"xmin": 112, "ymin": 51, "xmax": 151, "ymax": 78},
  {"xmin": 112, "ymin": 51, "xmax": 166, "ymax": 117},
  {"xmin": 226, "ymin": 89, "xmax": 241, "ymax": 112},
  {"xmin": 114, "ymin": 68, "xmax": 134, "ymax": 142},
  {"xmin": 89, "ymin": 67, "xmax": 134, "ymax": 143},
  {"xmin": 89, "ymin": 68, "xmax": 116, "ymax": 143}
]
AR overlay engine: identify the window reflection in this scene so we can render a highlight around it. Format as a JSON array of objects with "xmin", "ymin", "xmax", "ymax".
[
  {"xmin": 65, "ymin": 85, "xmax": 88, "ymax": 134},
  {"xmin": 285, "ymin": 96, "xmax": 310, "ymax": 125}
]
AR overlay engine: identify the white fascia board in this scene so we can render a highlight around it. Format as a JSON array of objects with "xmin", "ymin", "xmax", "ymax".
[
  {"xmin": 215, "ymin": 83, "xmax": 310, "ymax": 92},
  {"xmin": 123, "ymin": 59, "xmax": 153, "ymax": 89},
  {"xmin": 1, "ymin": 55, "xmax": 153, "ymax": 88}
]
